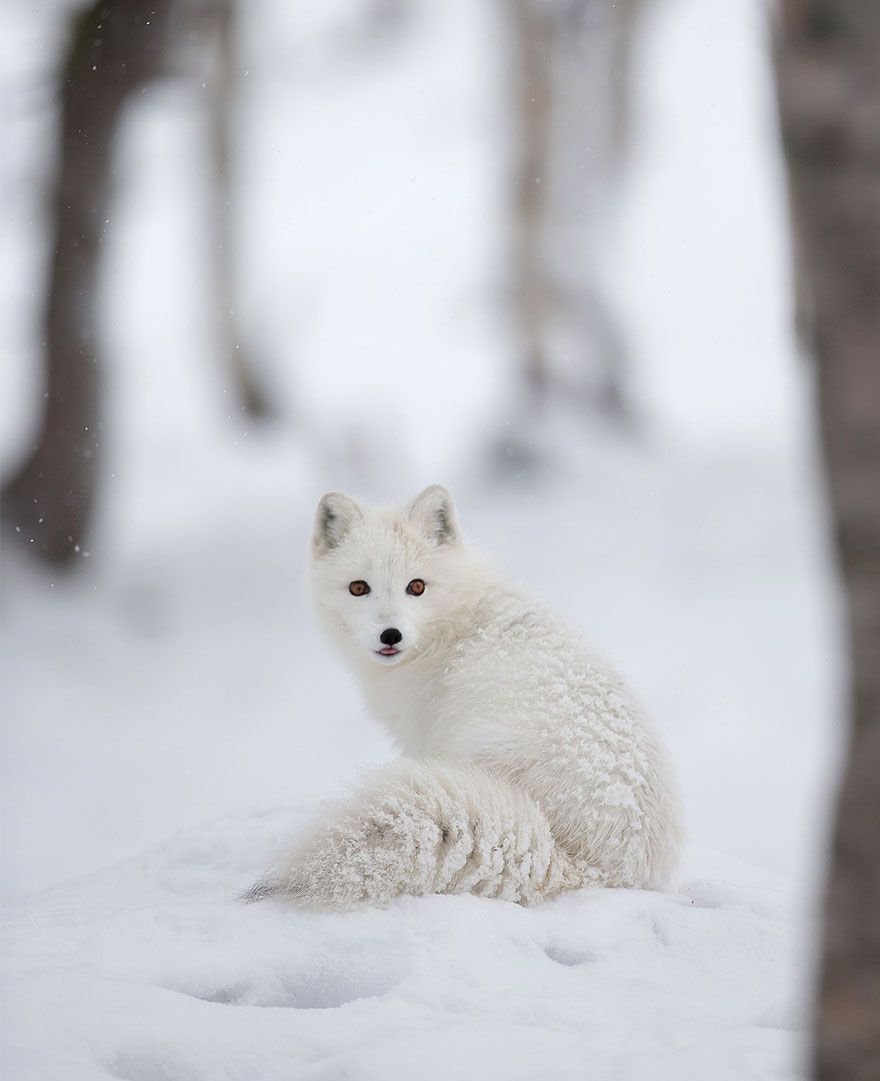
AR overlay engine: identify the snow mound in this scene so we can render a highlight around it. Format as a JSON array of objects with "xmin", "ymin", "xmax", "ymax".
[{"xmin": 2, "ymin": 807, "xmax": 812, "ymax": 1081}]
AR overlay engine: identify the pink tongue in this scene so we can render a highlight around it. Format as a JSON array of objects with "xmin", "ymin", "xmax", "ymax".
[{"xmin": 379, "ymin": 647, "xmax": 398, "ymax": 655}]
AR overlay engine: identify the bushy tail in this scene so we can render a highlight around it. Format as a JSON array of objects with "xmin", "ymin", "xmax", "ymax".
[{"xmin": 248, "ymin": 758, "xmax": 593, "ymax": 909}]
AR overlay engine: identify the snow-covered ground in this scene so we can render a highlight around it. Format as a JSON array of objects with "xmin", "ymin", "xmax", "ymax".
[
  {"xmin": 1, "ymin": 1, "xmax": 843, "ymax": 1078},
  {"xmin": 3, "ymin": 808, "xmax": 814, "ymax": 1081}
]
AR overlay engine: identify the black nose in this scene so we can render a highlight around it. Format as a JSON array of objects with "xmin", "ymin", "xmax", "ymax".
[{"xmin": 380, "ymin": 627, "xmax": 402, "ymax": 646}]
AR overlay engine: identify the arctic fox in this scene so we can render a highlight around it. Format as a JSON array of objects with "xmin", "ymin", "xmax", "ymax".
[{"xmin": 256, "ymin": 485, "xmax": 681, "ymax": 908}]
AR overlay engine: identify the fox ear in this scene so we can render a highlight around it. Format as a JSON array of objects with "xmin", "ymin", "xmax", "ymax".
[
  {"xmin": 313, "ymin": 492, "xmax": 362, "ymax": 555},
  {"xmin": 407, "ymin": 485, "xmax": 460, "ymax": 546}
]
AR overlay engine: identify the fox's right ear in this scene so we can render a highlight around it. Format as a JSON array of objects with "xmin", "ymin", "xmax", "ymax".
[{"xmin": 313, "ymin": 492, "xmax": 362, "ymax": 556}]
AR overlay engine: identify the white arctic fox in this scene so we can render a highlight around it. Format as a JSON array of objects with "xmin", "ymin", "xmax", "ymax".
[{"xmin": 257, "ymin": 486, "xmax": 681, "ymax": 908}]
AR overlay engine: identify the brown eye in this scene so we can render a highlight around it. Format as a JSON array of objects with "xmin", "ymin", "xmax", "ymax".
[
  {"xmin": 349, "ymin": 580, "xmax": 370, "ymax": 597},
  {"xmin": 406, "ymin": 578, "xmax": 426, "ymax": 596}
]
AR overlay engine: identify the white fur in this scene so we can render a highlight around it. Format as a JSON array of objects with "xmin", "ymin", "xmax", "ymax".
[{"xmin": 259, "ymin": 486, "xmax": 681, "ymax": 908}]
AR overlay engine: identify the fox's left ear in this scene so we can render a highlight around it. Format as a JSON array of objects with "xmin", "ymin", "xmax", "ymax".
[{"xmin": 407, "ymin": 485, "xmax": 460, "ymax": 546}]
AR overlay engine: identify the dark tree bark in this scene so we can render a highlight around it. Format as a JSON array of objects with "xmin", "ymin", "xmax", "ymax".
[
  {"xmin": 775, "ymin": 4, "xmax": 880, "ymax": 1080},
  {"xmin": 1, "ymin": 0, "xmax": 173, "ymax": 564}
]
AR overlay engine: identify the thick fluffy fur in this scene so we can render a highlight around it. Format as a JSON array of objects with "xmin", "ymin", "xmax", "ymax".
[{"xmin": 259, "ymin": 486, "xmax": 681, "ymax": 908}]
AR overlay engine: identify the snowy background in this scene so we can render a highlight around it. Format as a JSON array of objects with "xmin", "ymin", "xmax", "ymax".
[{"xmin": 1, "ymin": 0, "xmax": 845, "ymax": 1078}]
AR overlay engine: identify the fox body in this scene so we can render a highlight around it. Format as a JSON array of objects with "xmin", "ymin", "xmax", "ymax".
[{"xmin": 260, "ymin": 486, "xmax": 681, "ymax": 908}]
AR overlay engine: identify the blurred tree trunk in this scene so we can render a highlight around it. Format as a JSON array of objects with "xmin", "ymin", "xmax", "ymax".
[
  {"xmin": 507, "ymin": 0, "xmax": 640, "ymax": 426},
  {"xmin": 203, "ymin": 0, "xmax": 273, "ymax": 419},
  {"xmin": 775, "ymin": 4, "xmax": 880, "ymax": 1080},
  {"xmin": 510, "ymin": 0, "xmax": 554, "ymax": 405},
  {"xmin": 2, "ymin": 0, "xmax": 173, "ymax": 564}
]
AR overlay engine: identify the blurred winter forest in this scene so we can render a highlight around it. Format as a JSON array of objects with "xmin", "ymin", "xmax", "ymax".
[{"xmin": 1, "ymin": 0, "xmax": 878, "ymax": 1076}]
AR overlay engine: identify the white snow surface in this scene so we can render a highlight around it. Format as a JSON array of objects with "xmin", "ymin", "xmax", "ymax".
[
  {"xmin": 3, "ymin": 811, "xmax": 813, "ymax": 1081},
  {"xmin": 1, "ymin": 0, "xmax": 843, "ymax": 1078}
]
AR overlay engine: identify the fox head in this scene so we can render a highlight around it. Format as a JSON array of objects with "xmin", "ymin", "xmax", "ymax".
[{"xmin": 310, "ymin": 485, "xmax": 468, "ymax": 666}]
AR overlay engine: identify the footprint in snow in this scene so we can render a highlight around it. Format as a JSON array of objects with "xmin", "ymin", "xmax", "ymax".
[
  {"xmin": 544, "ymin": 945, "xmax": 596, "ymax": 967},
  {"xmin": 171, "ymin": 966, "xmax": 400, "ymax": 1009}
]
